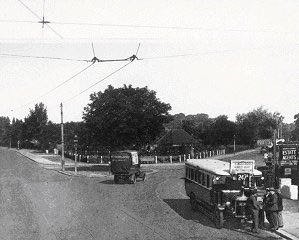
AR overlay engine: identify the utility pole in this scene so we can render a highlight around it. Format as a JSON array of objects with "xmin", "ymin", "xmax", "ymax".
[
  {"xmin": 233, "ymin": 134, "xmax": 236, "ymax": 155},
  {"xmin": 74, "ymin": 135, "xmax": 78, "ymax": 174},
  {"xmin": 60, "ymin": 103, "xmax": 65, "ymax": 171},
  {"xmin": 272, "ymin": 129, "xmax": 277, "ymax": 188}
]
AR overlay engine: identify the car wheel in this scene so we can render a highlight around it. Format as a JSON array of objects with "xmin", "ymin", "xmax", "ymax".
[
  {"xmin": 114, "ymin": 175, "xmax": 119, "ymax": 183},
  {"xmin": 130, "ymin": 174, "xmax": 136, "ymax": 184}
]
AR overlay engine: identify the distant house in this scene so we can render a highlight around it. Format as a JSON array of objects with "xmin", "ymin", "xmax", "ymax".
[{"xmin": 154, "ymin": 129, "xmax": 201, "ymax": 155}]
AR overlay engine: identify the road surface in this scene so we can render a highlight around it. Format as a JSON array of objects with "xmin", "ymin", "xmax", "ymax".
[{"xmin": 0, "ymin": 148, "xmax": 282, "ymax": 240}]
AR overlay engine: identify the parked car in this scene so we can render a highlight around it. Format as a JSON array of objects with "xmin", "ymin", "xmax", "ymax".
[{"xmin": 110, "ymin": 150, "xmax": 146, "ymax": 184}]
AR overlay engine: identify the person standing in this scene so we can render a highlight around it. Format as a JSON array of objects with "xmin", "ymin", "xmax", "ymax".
[
  {"xmin": 263, "ymin": 188, "xmax": 271, "ymax": 226},
  {"xmin": 267, "ymin": 187, "xmax": 279, "ymax": 231},
  {"xmin": 276, "ymin": 189, "xmax": 284, "ymax": 228},
  {"xmin": 247, "ymin": 188, "xmax": 260, "ymax": 233}
]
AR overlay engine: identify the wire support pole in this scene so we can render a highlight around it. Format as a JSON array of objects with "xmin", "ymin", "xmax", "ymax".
[{"xmin": 60, "ymin": 103, "xmax": 65, "ymax": 171}]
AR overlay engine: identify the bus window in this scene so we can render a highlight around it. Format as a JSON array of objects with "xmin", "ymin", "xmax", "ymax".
[
  {"xmin": 191, "ymin": 169, "xmax": 194, "ymax": 180},
  {"xmin": 202, "ymin": 173, "xmax": 206, "ymax": 186},
  {"xmin": 207, "ymin": 175, "xmax": 210, "ymax": 188},
  {"xmin": 198, "ymin": 172, "xmax": 202, "ymax": 184},
  {"xmin": 186, "ymin": 167, "xmax": 190, "ymax": 179}
]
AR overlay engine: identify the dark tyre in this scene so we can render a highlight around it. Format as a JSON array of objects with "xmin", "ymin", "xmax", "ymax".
[
  {"xmin": 114, "ymin": 175, "xmax": 119, "ymax": 183},
  {"xmin": 129, "ymin": 174, "xmax": 136, "ymax": 184},
  {"xmin": 215, "ymin": 208, "xmax": 224, "ymax": 229},
  {"xmin": 190, "ymin": 193, "xmax": 198, "ymax": 211},
  {"xmin": 142, "ymin": 172, "xmax": 146, "ymax": 181}
]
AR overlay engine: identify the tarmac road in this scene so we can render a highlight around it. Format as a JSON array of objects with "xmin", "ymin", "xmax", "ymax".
[{"xmin": 0, "ymin": 148, "xmax": 283, "ymax": 240}]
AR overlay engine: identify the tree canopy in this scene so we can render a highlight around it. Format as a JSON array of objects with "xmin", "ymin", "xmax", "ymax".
[
  {"xmin": 83, "ymin": 85, "xmax": 172, "ymax": 150},
  {"xmin": 236, "ymin": 106, "xmax": 282, "ymax": 145},
  {"xmin": 23, "ymin": 103, "xmax": 48, "ymax": 149}
]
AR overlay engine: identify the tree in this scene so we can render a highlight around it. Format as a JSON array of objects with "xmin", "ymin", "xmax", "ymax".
[
  {"xmin": 291, "ymin": 114, "xmax": 299, "ymax": 141},
  {"xmin": 83, "ymin": 85, "xmax": 172, "ymax": 150},
  {"xmin": 206, "ymin": 115, "xmax": 236, "ymax": 146},
  {"xmin": 236, "ymin": 106, "xmax": 282, "ymax": 145},
  {"xmin": 23, "ymin": 103, "xmax": 48, "ymax": 149},
  {"xmin": 10, "ymin": 118, "xmax": 24, "ymax": 148},
  {"xmin": 0, "ymin": 116, "xmax": 10, "ymax": 146}
]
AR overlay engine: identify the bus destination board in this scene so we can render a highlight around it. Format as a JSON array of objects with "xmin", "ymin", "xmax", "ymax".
[{"xmin": 230, "ymin": 160, "xmax": 255, "ymax": 174}]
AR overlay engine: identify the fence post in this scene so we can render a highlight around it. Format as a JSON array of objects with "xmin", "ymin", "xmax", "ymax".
[
  {"xmin": 224, "ymin": 149, "xmax": 226, "ymax": 155},
  {"xmin": 183, "ymin": 154, "xmax": 186, "ymax": 162},
  {"xmin": 170, "ymin": 156, "xmax": 173, "ymax": 164},
  {"xmin": 100, "ymin": 156, "xmax": 103, "ymax": 163},
  {"xmin": 179, "ymin": 155, "xmax": 182, "ymax": 162},
  {"xmin": 155, "ymin": 156, "xmax": 158, "ymax": 164},
  {"xmin": 199, "ymin": 152, "xmax": 201, "ymax": 159},
  {"xmin": 188, "ymin": 154, "xmax": 191, "ymax": 159},
  {"xmin": 196, "ymin": 154, "xmax": 198, "ymax": 159}
]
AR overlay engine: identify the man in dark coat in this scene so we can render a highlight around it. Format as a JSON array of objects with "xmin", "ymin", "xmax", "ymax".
[
  {"xmin": 247, "ymin": 188, "xmax": 260, "ymax": 233},
  {"xmin": 267, "ymin": 187, "xmax": 279, "ymax": 230},
  {"xmin": 276, "ymin": 189, "xmax": 284, "ymax": 228},
  {"xmin": 263, "ymin": 188, "xmax": 271, "ymax": 226}
]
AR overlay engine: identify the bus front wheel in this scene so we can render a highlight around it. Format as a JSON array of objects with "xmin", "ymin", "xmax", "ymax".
[
  {"xmin": 114, "ymin": 175, "xmax": 119, "ymax": 183},
  {"xmin": 215, "ymin": 208, "xmax": 224, "ymax": 229},
  {"xmin": 129, "ymin": 174, "xmax": 136, "ymax": 184}
]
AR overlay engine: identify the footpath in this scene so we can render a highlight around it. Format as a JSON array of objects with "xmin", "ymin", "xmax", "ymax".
[{"xmin": 15, "ymin": 148, "xmax": 299, "ymax": 240}]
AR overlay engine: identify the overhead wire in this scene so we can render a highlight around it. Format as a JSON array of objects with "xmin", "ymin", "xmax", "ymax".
[
  {"xmin": 0, "ymin": 18, "xmax": 297, "ymax": 36},
  {"xmin": 140, "ymin": 44, "xmax": 299, "ymax": 60},
  {"xmin": 16, "ymin": 0, "xmax": 63, "ymax": 39},
  {"xmin": 64, "ymin": 60, "xmax": 134, "ymax": 103},
  {"xmin": 0, "ymin": 53, "xmax": 89, "ymax": 62},
  {"xmin": 48, "ymin": 21, "xmax": 298, "ymax": 35},
  {"xmin": 15, "ymin": 62, "xmax": 95, "ymax": 111}
]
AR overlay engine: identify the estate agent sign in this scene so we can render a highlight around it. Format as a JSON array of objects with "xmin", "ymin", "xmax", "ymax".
[{"xmin": 279, "ymin": 146, "xmax": 298, "ymax": 166}]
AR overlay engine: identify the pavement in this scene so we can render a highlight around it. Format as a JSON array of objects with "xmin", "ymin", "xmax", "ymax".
[{"xmin": 13, "ymin": 147, "xmax": 299, "ymax": 240}]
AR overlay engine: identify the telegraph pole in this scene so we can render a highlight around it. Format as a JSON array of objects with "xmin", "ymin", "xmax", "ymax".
[
  {"xmin": 74, "ymin": 135, "xmax": 78, "ymax": 174},
  {"xmin": 272, "ymin": 128, "xmax": 278, "ymax": 188},
  {"xmin": 60, "ymin": 103, "xmax": 65, "ymax": 171},
  {"xmin": 233, "ymin": 134, "xmax": 236, "ymax": 155}
]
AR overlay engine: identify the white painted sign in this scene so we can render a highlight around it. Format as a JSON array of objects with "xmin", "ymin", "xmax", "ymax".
[{"xmin": 230, "ymin": 160, "xmax": 255, "ymax": 174}]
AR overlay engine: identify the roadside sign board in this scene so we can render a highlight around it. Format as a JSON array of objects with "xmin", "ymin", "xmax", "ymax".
[
  {"xmin": 279, "ymin": 146, "xmax": 298, "ymax": 166},
  {"xmin": 230, "ymin": 160, "xmax": 255, "ymax": 175},
  {"xmin": 257, "ymin": 139, "xmax": 272, "ymax": 147},
  {"xmin": 284, "ymin": 168, "xmax": 292, "ymax": 175}
]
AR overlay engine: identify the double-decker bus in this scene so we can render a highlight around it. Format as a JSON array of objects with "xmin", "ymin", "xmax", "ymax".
[{"xmin": 185, "ymin": 158, "xmax": 264, "ymax": 228}]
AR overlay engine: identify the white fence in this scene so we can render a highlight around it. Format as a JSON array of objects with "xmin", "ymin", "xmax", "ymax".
[
  {"xmin": 140, "ymin": 149, "xmax": 226, "ymax": 164},
  {"xmin": 63, "ymin": 149, "xmax": 226, "ymax": 164}
]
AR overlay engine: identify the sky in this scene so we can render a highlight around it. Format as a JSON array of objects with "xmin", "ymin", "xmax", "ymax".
[{"xmin": 0, "ymin": 0, "xmax": 299, "ymax": 123}]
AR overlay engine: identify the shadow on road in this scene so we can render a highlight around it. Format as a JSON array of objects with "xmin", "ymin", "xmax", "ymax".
[
  {"xmin": 163, "ymin": 198, "xmax": 274, "ymax": 239},
  {"xmin": 65, "ymin": 165, "xmax": 110, "ymax": 172},
  {"xmin": 100, "ymin": 179, "xmax": 146, "ymax": 185}
]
